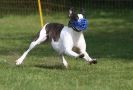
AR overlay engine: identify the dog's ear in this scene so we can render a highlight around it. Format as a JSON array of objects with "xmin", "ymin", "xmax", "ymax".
[
  {"xmin": 81, "ymin": 8, "xmax": 85, "ymax": 15},
  {"xmin": 69, "ymin": 7, "xmax": 76, "ymax": 17},
  {"xmin": 80, "ymin": 8, "xmax": 87, "ymax": 18}
]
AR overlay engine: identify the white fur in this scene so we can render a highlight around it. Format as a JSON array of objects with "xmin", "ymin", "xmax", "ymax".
[
  {"xmin": 16, "ymin": 24, "xmax": 47, "ymax": 65},
  {"xmin": 62, "ymin": 55, "xmax": 68, "ymax": 68},
  {"xmin": 78, "ymin": 14, "xmax": 84, "ymax": 19}
]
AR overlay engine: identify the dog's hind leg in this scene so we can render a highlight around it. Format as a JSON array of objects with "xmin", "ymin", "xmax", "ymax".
[
  {"xmin": 16, "ymin": 26, "xmax": 47, "ymax": 65},
  {"xmin": 61, "ymin": 55, "xmax": 68, "ymax": 68}
]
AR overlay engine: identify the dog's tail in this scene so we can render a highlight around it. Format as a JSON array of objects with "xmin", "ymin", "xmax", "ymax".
[{"xmin": 33, "ymin": 23, "xmax": 49, "ymax": 42}]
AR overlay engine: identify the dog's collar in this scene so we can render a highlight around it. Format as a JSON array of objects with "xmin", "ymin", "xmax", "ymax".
[{"xmin": 68, "ymin": 18, "xmax": 88, "ymax": 32}]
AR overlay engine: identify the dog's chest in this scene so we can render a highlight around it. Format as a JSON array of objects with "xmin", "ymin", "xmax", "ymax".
[
  {"xmin": 71, "ymin": 31, "xmax": 82, "ymax": 45},
  {"xmin": 51, "ymin": 27, "xmax": 83, "ymax": 54}
]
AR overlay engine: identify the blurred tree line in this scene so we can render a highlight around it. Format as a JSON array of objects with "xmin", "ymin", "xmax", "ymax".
[{"xmin": 0, "ymin": 0, "xmax": 132, "ymax": 15}]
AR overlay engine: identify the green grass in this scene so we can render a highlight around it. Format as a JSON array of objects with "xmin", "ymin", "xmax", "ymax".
[{"xmin": 0, "ymin": 12, "xmax": 133, "ymax": 90}]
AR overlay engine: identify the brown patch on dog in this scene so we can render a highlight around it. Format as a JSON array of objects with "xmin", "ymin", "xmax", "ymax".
[
  {"xmin": 46, "ymin": 23, "xmax": 64, "ymax": 41},
  {"xmin": 72, "ymin": 46, "xmax": 81, "ymax": 54}
]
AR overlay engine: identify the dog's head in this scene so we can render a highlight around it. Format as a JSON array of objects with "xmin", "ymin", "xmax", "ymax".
[{"xmin": 68, "ymin": 7, "xmax": 88, "ymax": 32}]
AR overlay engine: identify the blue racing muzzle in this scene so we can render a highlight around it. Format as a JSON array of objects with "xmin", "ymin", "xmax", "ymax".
[{"xmin": 70, "ymin": 18, "xmax": 88, "ymax": 32}]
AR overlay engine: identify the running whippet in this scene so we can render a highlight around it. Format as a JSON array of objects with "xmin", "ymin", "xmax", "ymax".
[{"xmin": 16, "ymin": 8, "xmax": 97, "ymax": 68}]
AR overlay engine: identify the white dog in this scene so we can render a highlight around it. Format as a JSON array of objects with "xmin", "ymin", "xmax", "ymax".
[{"xmin": 16, "ymin": 8, "xmax": 97, "ymax": 68}]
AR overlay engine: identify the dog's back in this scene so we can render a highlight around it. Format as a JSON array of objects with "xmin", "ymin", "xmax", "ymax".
[{"xmin": 45, "ymin": 23, "xmax": 64, "ymax": 41}]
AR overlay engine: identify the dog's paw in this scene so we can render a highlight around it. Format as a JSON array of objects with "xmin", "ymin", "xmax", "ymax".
[
  {"xmin": 16, "ymin": 59, "xmax": 23, "ymax": 65},
  {"xmin": 89, "ymin": 59, "xmax": 97, "ymax": 65},
  {"xmin": 78, "ymin": 54, "xmax": 84, "ymax": 58}
]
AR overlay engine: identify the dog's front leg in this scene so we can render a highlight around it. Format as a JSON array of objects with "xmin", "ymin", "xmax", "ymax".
[
  {"xmin": 82, "ymin": 51, "xmax": 97, "ymax": 64},
  {"xmin": 62, "ymin": 34, "xmax": 83, "ymax": 58},
  {"xmin": 64, "ymin": 48, "xmax": 84, "ymax": 58},
  {"xmin": 79, "ymin": 46, "xmax": 97, "ymax": 64},
  {"xmin": 77, "ymin": 34, "xmax": 97, "ymax": 64}
]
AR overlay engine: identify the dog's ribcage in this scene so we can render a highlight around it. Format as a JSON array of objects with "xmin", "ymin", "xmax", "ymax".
[{"xmin": 43, "ymin": 23, "xmax": 85, "ymax": 54}]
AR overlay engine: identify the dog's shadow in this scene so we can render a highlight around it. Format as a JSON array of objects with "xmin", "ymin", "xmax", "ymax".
[{"xmin": 34, "ymin": 64, "xmax": 66, "ymax": 70}]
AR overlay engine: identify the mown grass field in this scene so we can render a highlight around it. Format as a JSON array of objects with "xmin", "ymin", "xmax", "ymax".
[{"xmin": 0, "ymin": 11, "xmax": 133, "ymax": 90}]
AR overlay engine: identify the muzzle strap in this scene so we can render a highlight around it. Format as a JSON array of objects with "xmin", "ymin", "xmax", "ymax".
[{"xmin": 68, "ymin": 18, "xmax": 88, "ymax": 32}]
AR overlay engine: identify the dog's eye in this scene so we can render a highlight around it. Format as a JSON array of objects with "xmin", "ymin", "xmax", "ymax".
[
  {"xmin": 70, "ymin": 14, "xmax": 78, "ymax": 21},
  {"xmin": 76, "ymin": 16, "xmax": 79, "ymax": 20},
  {"xmin": 75, "ymin": 14, "xmax": 79, "ymax": 20}
]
